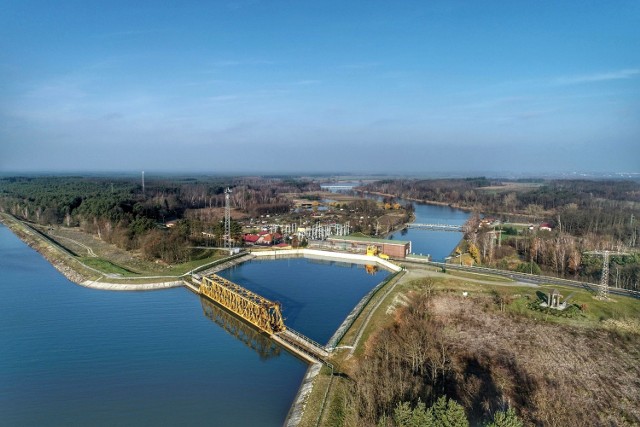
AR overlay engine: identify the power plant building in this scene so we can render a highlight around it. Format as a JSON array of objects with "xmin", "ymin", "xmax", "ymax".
[{"xmin": 326, "ymin": 235, "xmax": 411, "ymax": 258}]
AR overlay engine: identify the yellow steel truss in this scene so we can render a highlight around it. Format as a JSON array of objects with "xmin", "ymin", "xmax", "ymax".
[
  {"xmin": 199, "ymin": 274, "xmax": 286, "ymax": 334},
  {"xmin": 200, "ymin": 298, "xmax": 281, "ymax": 359}
]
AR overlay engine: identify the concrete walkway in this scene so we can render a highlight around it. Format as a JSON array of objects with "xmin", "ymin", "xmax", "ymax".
[{"xmin": 80, "ymin": 278, "xmax": 185, "ymax": 291}]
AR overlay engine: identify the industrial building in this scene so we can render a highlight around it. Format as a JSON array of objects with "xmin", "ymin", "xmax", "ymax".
[{"xmin": 326, "ymin": 235, "xmax": 412, "ymax": 259}]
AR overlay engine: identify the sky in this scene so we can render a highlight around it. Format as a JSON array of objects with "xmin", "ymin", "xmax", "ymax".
[{"xmin": 1, "ymin": 0, "xmax": 639, "ymax": 176}]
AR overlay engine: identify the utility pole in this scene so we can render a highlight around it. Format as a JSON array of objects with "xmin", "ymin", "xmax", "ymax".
[{"xmin": 225, "ymin": 187, "xmax": 232, "ymax": 251}]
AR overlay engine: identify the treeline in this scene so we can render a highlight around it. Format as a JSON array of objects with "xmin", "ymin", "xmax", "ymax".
[
  {"xmin": 0, "ymin": 175, "xmax": 319, "ymax": 263},
  {"xmin": 462, "ymin": 225, "xmax": 640, "ymax": 290},
  {"xmin": 362, "ymin": 178, "xmax": 640, "ymax": 248}
]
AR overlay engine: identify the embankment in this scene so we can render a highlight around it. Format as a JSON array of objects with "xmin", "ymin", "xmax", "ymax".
[{"xmin": 0, "ymin": 213, "xmax": 183, "ymax": 291}]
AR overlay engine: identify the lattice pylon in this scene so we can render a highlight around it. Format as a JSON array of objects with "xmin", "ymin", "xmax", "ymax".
[{"xmin": 598, "ymin": 250, "xmax": 610, "ymax": 299}]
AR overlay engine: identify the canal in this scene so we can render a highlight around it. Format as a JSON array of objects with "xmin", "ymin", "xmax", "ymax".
[
  {"xmin": 0, "ymin": 201, "xmax": 468, "ymax": 426},
  {"xmin": 388, "ymin": 201, "xmax": 469, "ymax": 261}
]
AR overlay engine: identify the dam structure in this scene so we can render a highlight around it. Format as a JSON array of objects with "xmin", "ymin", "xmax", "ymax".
[{"xmin": 185, "ymin": 248, "xmax": 401, "ymax": 363}]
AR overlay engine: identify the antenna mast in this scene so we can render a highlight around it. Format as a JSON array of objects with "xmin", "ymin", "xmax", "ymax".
[{"xmin": 225, "ymin": 187, "xmax": 232, "ymax": 250}]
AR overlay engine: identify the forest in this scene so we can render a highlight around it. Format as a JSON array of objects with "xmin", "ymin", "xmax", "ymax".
[{"xmin": 0, "ymin": 175, "xmax": 319, "ymax": 263}]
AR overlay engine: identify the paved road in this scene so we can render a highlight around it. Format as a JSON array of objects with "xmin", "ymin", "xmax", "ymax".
[{"xmin": 403, "ymin": 257, "xmax": 640, "ymax": 299}]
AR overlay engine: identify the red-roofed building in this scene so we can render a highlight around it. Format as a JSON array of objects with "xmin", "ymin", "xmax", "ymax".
[
  {"xmin": 539, "ymin": 223, "xmax": 553, "ymax": 232},
  {"xmin": 243, "ymin": 234, "xmax": 260, "ymax": 244}
]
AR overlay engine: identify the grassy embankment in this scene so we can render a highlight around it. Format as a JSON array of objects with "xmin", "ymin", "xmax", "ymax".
[
  {"xmin": 298, "ymin": 263, "xmax": 640, "ymax": 426},
  {"xmin": 0, "ymin": 213, "xmax": 227, "ymax": 284}
]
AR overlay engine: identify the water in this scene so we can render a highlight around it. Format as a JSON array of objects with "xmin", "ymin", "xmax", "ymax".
[
  {"xmin": 0, "ymin": 225, "xmax": 307, "ymax": 426},
  {"xmin": 0, "ymin": 199, "xmax": 467, "ymax": 425},
  {"xmin": 0, "ymin": 225, "xmax": 393, "ymax": 426},
  {"xmin": 219, "ymin": 258, "xmax": 390, "ymax": 345},
  {"xmin": 387, "ymin": 202, "xmax": 469, "ymax": 261}
]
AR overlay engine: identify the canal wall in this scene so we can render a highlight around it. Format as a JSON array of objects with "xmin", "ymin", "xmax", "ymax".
[
  {"xmin": 250, "ymin": 248, "xmax": 402, "ymax": 272},
  {"xmin": 326, "ymin": 269, "xmax": 405, "ymax": 350},
  {"xmin": 284, "ymin": 362, "xmax": 323, "ymax": 427},
  {"xmin": 79, "ymin": 279, "xmax": 184, "ymax": 291}
]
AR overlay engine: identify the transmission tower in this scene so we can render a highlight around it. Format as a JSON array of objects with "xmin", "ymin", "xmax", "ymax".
[
  {"xmin": 224, "ymin": 187, "xmax": 232, "ymax": 249},
  {"xmin": 585, "ymin": 250, "xmax": 630, "ymax": 299}
]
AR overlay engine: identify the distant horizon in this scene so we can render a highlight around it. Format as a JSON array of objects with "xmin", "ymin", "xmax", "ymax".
[{"xmin": 1, "ymin": 169, "xmax": 639, "ymax": 181}]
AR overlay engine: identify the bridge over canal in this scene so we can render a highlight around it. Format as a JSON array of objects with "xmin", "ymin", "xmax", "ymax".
[
  {"xmin": 187, "ymin": 274, "xmax": 329, "ymax": 363},
  {"xmin": 406, "ymin": 223, "xmax": 464, "ymax": 232}
]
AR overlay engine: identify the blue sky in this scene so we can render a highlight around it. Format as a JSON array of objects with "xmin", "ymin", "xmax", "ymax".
[{"xmin": 1, "ymin": 1, "xmax": 639, "ymax": 175}]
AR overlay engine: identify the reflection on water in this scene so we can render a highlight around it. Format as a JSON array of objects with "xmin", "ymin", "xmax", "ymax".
[
  {"xmin": 219, "ymin": 257, "xmax": 390, "ymax": 344},
  {"xmin": 200, "ymin": 297, "xmax": 281, "ymax": 360}
]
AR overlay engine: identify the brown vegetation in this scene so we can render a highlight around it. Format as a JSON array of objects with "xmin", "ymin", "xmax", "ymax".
[{"xmin": 349, "ymin": 291, "xmax": 640, "ymax": 426}]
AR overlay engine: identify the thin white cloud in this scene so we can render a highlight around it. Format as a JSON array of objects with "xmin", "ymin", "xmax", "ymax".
[{"xmin": 554, "ymin": 69, "xmax": 640, "ymax": 85}]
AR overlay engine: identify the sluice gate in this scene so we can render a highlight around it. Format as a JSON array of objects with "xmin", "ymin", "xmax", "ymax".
[{"xmin": 198, "ymin": 274, "xmax": 286, "ymax": 335}]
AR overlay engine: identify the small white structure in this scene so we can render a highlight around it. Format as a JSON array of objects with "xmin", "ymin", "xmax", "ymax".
[{"xmin": 539, "ymin": 289, "xmax": 567, "ymax": 310}]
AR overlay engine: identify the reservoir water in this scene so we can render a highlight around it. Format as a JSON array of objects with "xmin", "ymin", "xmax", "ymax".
[
  {"xmin": 0, "ymin": 225, "xmax": 389, "ymax": 426},
  {"xmin": 0, "ymin": 201, "xmax": 467, "ymax": 425},
  {"xmin": 218, "ymin": 258, "xmax": 389, "ymax": 345}
]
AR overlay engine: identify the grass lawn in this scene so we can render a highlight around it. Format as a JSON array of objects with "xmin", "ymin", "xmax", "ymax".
[
  {"xmin": 507, "ymin": 284, "xmax": 640, "ymax": 326},
  {"xmin": 81, "ymin": 257, "xmax": 139, "ymax": 276},
  {"xmin": 163, "ymin": 250, "xmax": 226, "ymax": 275}
]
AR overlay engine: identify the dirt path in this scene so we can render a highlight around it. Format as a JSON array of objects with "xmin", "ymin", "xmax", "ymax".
[{"xmin": 50, "ymin": 232, "xmax": 98, "ymax": 257}]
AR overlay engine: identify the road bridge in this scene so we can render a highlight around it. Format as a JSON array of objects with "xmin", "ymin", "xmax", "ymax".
[
  {"xmin": 320, "ymin": 185, "xmax": 354, "ymax": 191},
  {"xmin": 407, "ymin": 223, "xmax": 463, "ymax": 232}
]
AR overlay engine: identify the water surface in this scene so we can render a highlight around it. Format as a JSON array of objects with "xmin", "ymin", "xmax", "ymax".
[
  {"xmin": 219, "ymin": 258, "xmax": 390, "ymax": 344},
  {"xmin": 0, "ymin": 225, "xmax": 307, "ymax": 427},
  {"xmin": 387, "ymin": 202, "xmax": 469, "ymax": 261}
]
